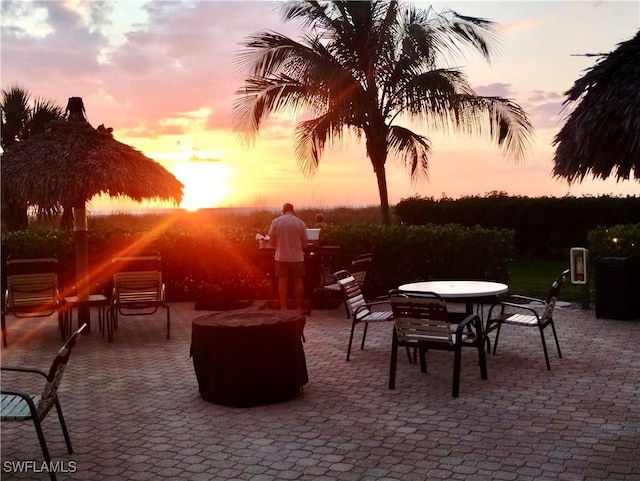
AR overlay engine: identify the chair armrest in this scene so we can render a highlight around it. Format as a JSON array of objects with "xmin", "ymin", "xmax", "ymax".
[
  {"xmin": 353, "ymin": 299, "xmax": 390, "ymax": 317},
  {"xmin": 505, "ymin": 294, "xmax": 545, "ymax": 305},
  {"xmin": 370, "ymin": 294, "xmax": 390, "ymax": 302},
  {"xmin": 488, "ymin": 300, "xmax": 542, "ymax": 319},
  {"xmin": 1, "ymin": 366, "xmax": 48, "ymax": 379},
  {"xmin": 1, "ymin": 389, "xmax": 33, "ymax": 398},
  {"xmin": 454, "ymin": 314, "xmax": 480, "ymax": 339}
]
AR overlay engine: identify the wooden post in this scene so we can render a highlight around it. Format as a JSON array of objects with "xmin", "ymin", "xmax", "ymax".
[{"xmin": 74, "ymin": 205, "xmax": 91, "ymax": 331}]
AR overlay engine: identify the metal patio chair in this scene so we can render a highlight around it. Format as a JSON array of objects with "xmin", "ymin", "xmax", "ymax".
[
  {"xmin": 1, "ymin": 324, "xmax": 86, "ymax": 481},
  {"xmin": 337, "ymin": 270, "xmax": 393, "ymax": 361},
  {"xmin": 107, "ymin": 251, "xmax": 170, "ymax": 342},
  {"xmin": 485, "ymin": 269, "xmax": 569, "ymax": 369},
  {"xmin": 388, "ymin": 291, "xmax": 487, "ymax": 398},
  {"xmin": 1, "ymin": 256, "xmax": 65, "ymax": 347}
]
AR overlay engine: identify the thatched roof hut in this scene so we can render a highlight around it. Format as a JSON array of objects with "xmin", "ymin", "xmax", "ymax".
[
  {"xmin": 1, "ymin": 119, "xmax": 183, "ymax": 208},
  {"xmin": 1, "ymin": 97, "xmax": 184, "ymax": 327},
  {"xmin": 552, "ymin": 30, "xmax": 640, "ymax": 183}
]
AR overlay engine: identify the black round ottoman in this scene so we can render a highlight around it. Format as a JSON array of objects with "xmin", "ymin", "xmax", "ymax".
[{"xmin": 191, "ymin": 310, "xmax": 308, "ymax": 407}]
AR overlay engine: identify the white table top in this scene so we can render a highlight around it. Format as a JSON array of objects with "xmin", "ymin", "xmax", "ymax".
[{"xmin": 398, "ymin": 280, "xmax": 508, "ymax": 299}]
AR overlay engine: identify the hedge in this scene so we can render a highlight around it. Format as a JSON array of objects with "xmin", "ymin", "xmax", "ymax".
[
  {"xmin": 2, "ymin": 223, "xmax": 513, "ymax": 302},
  {"xmin": 394, "ymin": 194, "xmax": 640, "ymax": 259}
]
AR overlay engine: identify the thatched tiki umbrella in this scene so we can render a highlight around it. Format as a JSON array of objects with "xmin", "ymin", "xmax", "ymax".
[
  {"xmin": 1, "ymin": 97, "xmax": 183, "ymax": 328},
  {"xmin": 552, "ymin": 31, "xmax": 640, "ymax": 183}
]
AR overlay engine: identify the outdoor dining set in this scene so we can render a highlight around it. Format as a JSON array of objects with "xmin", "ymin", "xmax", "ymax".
[{"xmin": 317, "ymin": 254, "xmax": 569, "ymax": 398}]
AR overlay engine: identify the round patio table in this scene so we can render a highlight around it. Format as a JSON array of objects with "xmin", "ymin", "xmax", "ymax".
[
  {"xmin": 399, "ymin": 280, "xmax": 508, "ymax": 314},
  {"xmin": 191, "ymin": 310, "xmax": 308, "ymax": 407}
]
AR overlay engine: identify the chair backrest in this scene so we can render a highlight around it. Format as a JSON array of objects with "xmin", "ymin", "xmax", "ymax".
[
  {"xmin": 336, "ymin": 271, "xmax": 369, "ymax": 319},
  {"xmin": 38, "ymin": 324, "xmax": 87, "ymax": 413},
  {"xmin": 350, "ymin": 253, "xmax": 372, "ymax": 286},
  {"xmin": 542, "ymin": 269, "xmax": 570, "ymax": 318},
  {"xmin": 389, "ymin": 291, "xmax": 452, "ymax": 345},
  {"xmin": 5, "ymin": 257, "xmax": 60, "ymax": 317},
  {"xmin": 112, "ymin": 252, "xmax": 163, "ymax": 307},
  {"xmin": 112, "ymin": 251, "xmax": 162, "ymax": 275},
  {"xmin": 114, "ymin": 271, "xmax": 162, "ymax": 301}
]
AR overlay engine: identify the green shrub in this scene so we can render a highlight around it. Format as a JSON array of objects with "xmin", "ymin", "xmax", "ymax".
[
  {"xmin": 587, "ymin": 223, "xmax": 640, "ymax": 259},
  {"xmin": 321, "ymin": 224, "xmax": 513, "ymax": 297}
]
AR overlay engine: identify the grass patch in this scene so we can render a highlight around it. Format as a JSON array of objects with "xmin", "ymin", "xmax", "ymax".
[{"xmin": 507, "ymin": 259, "xmax": 593, "ymax": 305}]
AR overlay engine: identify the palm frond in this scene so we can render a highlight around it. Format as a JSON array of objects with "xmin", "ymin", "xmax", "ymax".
[
  {"xmin": 388, "ymin": 125, "xmax": 430, "ymax": 185},
  {"xmin": 234, "ymin": 74, "xmax": 325, "ymax": 143},
  {"xmin": 553, "ymin": 30, "xmax": 640, "ymax": 182},
  {"xmin": 293, "ymin": 113, "xmax": 353, "ymax": 176}
]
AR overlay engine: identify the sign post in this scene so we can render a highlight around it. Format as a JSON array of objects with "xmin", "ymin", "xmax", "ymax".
[{"xmin": 570, "ymin": 248, "xmax": 589, "ymax": 309}]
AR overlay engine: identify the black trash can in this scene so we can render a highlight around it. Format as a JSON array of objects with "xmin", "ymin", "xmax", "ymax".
[{"xmin": 595, "ymin": 256, "xmax": 640, "ymax": 320}]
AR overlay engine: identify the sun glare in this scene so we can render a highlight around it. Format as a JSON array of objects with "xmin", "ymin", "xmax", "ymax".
[{"xmin": 172, "ymin": 162, "xmax": 232, "ymax": 211}]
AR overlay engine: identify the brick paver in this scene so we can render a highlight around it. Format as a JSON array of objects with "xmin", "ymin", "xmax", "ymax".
[{"xmin": 1, "ymin": 301, "xmax": 639, "ymax": 480}]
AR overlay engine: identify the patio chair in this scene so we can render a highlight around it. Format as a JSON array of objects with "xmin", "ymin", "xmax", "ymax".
[
  {"xmin": 337, "ymin": 270, "xmax": 393, "ymax": 361},
  {"xmin": 485, "ymin": 269, "xmax": 569, "ymax": 370},
  {"xmin": 317, "ymin": 253, "xmax": 373, "ymax": 317},
  {"xmin": 107, "ymin": 251, "xmax": 170, "ymax": 342},
  {"xmin": 1, "ymin": 324, "xmax": 86, "ymax": 481},
  {"xmin": 388, "ymin": 291, "xmax": 487, "ymax": 398},
  {"xmin": 1, "ymin": 256, "xmax": 65, "ymax": 347}
]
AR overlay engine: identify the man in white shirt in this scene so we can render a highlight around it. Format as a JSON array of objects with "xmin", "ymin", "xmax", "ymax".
[{"xmin": 268, "ymin": 203, "xmax": 309, "ymax": 311}]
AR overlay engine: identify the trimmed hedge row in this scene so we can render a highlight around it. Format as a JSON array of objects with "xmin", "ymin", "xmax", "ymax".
[
  {"xmin": 320, "ymin": 224, "xmax": 513, "ymax": 297},
  {"xmin": 394, "ymin": 195, "xmax": 640, "ymax": 260},
  {"xmin": 1, "ymin": 223, "xmax": 514, "ymax": 302}
]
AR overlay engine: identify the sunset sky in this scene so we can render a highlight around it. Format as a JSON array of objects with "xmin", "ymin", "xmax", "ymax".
[{"xmin": 2, "ymin": 0, "xmax": 639, "ymax": 212}]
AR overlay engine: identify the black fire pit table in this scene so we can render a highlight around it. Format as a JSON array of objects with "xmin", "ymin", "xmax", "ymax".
[{"xmin": 191, "ymin": 310, "xmax": 308, "ymax": 407}]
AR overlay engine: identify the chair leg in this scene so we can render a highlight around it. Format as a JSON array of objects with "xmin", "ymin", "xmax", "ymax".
[
  {"xmin": 99, "ymin": 306, "xmax": 105, "ymax": 337},
  {"xmin": 360, "ymin": 322, "xmax": 369, "ymax": 350},
  {"xmin": 54, "ymin": 399, "xmax": 73, "ymax": 454},
  {"xmin": 1, "ymin": 311, "xmax": 7, "ymax": 347},
  {"xmin": 32, "ymin": 417, "xmax": 57, "ymax": 481},
  {"xmin": 477, "ymin": 338, "xmax": 488, "ymax": 381},
  {"xmin": 405, "ymin": 346, "xmax": 414, "ymax": 364},
  {"xmin": 475, "ymin": 318, "xmax": 488, "ymax": 380},
  {"xmin": 346, "ymin": 320, "xmax": 357, "ymax": 361},
  {"xmin": 166, "ymin": 306, "xmax": 171, "ymax": 340},
  {"xmin": 452, "ymin": 348, "xmax": 462, "ymax": 398},
  {"xmin": 484, "ymin": 321, "xmax": 494, "ymax": 353},
  {"xmin": 418, "ymin": 347, "xmax": 427, "ymax": 373},
  {"xmin": 549, "ymin": 321, "xmax": 562, "ymax": 358},
  {"xmin": 389, "ymin": 333, "xmax": 398, "ymax": 389},
  {"xmin": 491, "ymin": 322, "xmax": 502, "ymax": 354},
  {"xmin": 538, "ymin": 326, "xmax": 552, "ymax": 370},
  {"xmin": 107, "ymin": 309, "xmax": 114, "ymax": 343}
]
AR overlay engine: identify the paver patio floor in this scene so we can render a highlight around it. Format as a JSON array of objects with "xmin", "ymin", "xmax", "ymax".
[{"xmin": 1, "ymin": 301, "xmax": 639, "ymax": 480}]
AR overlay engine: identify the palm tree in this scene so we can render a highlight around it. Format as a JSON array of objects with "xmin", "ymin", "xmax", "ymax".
[
  {"xmin": 234, "ymin": 0, "xmax": 533, "ymax": 224},
  {"xmin": 1, "ymin": 85, "xmax": 65, "ymax": 230}
]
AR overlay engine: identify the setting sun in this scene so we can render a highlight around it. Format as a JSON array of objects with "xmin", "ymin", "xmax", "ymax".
[{"xmin": 171, "ymin": 161, "xmax": 232, "ymax": 211}]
